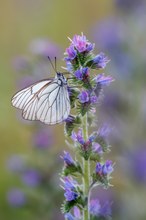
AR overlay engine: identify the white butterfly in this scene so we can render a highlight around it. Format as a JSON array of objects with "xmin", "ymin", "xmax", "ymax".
[{"xmin": 12, "ymin": 72, "xmax": 70, "ymax": 125}]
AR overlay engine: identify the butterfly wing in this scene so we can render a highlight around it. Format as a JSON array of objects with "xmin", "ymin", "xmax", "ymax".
[
  {"xmin": 36, "ymin": 82, "xmax": 70, "ymax": 124},
  {"xmin": 12, "ymin": 79, "xmax": 70, "ymax": 124}
]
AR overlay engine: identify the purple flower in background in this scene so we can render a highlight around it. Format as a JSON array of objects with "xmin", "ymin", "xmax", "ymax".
[
  {"xmin": 130, "ymin": 147, "xmax": 146, "ymax": 183},
  {"xmin": 6, "ymin": 155, "xmax": 25, "ymax": 173},
  {"xmin": 97, "ymin": 124, "xmax": 111, "ymax": 139},
  {"xmin": 21, "ymin": 169, "xmax": 41, "ymax": 187},
  {"xmin": 92, "ymin": 18, "xmax": 135, "ymax": 78},
  {"xmin": 100, "ymin": 201, "xmax": 112, "ymax": 217},
  {"xmin": 92, "ymin": 53, "xmax": 110, "ymax": 69},
  {"xmin": 17, "ymin": 76, "xmax": 36, "ymax": 89},
  {"xmin": 78, "ymin": 91, "xmax": 90, "ymax": 103},
  {"xmin": 94, "ymin": 73, "xmax": 114, "ymax": 86},
  {"xmin": 7, "ymin": 189, "xmax": 26, "ymax": 207},
  {"xmin": 74, "ymin": 67, "xmax": 89, "ymax": 80},
  {"xmin": 12, "ymin": 56, "xmax": 30, "ymax": 71},
  {"xmin": 65, "ymin": 45, "xmax": 77, "ymax": 61},
  {"xmin": 102, "ymin": 160, "xmax": 114, "ymax": 175},
  {"xmin": 33, "ymin": 128, "xmax": 54, "ymax": 149},
  {"xmin": 90, "ymin": 199, "xmax": 112, "ymax": 218},
  {"xmin": 29, "ymin": 38, "xmax": 61, "ymax": 57},
  {"xmin": 115, "ymin": 0, "xmax": 145, "ymax": 11},
  {"xmin": 62, "ymin": 151, "xmax": 75, "ymax": 167},
  {"xmin": 92, "ymin": 18, "xmax": 123, "ymax": 51},
  {"xmin": 90, "ymin": 199, "xmax": 101, "ymax": 216},
  {"xmin": 71, "ymin": 129, "xmax": 85, "ymax": 145}
]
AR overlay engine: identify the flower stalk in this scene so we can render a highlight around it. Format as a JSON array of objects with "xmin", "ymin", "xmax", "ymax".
[
  {"xmin": 82, "ymin": 113, "xmax": 90, "ymax": 220},
  {"xmin": 62, "ymin": 33, "xmax": 114, "ymax": 220}
]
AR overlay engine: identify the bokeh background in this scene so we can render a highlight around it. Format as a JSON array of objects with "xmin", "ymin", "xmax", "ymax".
[{"xmin": 1, "ymin": 0, "xmax": 146, "ymax": 219}]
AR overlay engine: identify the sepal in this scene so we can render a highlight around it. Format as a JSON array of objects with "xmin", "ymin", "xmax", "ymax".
[
  {"xmin": 65, "ymin": 115, "xmax": 82, "ymax": 136},
  {"xmin": 62, "ymin": 161, "xmax": 83, "ymax": 176}
]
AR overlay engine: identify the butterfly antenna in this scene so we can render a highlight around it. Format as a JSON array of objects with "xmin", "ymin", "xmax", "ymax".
[
  {"xmin": 55, "ymin": 57, "xmax": 57, "ymax": 72},
  {"xmin": 47, "ymin": 56, "xmax": 57, "ymax": 73}
]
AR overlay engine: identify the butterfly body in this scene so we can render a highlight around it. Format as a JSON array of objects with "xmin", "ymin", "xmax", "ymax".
[{"xmin": 12, "ymin": 73, "xmax": 70, "ymax": 125}]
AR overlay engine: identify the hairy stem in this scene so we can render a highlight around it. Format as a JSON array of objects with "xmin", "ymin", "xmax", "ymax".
[{"xmin": 82, "ymin": 113, "xmax": 90, "ymax": 220}]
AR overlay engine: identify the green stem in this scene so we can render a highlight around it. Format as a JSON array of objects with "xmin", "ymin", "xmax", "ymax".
[{"xmin": 82, "ymin": 113, "xmax": 90, "ymax": 220}]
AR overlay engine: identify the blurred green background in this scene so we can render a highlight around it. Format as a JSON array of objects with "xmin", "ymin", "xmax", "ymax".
[{"xmin": 1, "ymin": 0, "xmax": 146, "ymax": 219}]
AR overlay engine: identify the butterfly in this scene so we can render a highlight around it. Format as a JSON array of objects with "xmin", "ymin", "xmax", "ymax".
[{"xmin": 12, "ymin": 64, "xmax": 71, "ymax": 125}]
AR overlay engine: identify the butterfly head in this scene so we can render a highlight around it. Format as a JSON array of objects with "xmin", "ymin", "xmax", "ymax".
[{"xmin": 56, "ymin": 72, "xmax": 67, "ymax": 85}]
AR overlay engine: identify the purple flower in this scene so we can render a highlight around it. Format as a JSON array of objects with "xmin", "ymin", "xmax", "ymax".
[
  {"xmin": 74, "ymin": 67, "xmax": 89, "ymax": 80},
  {"xmin": 90, "ymin": 199, "xmax": 101, "ymax": 216},
  {"xmin": 66, "ymin": 61, "xmax": 73, "ymax": 72},
  {"xmin": 92, "ymin": 53, "xmax": 110, "ymax": 69},
  {"xmin": 74, "ymin": 206, "xmax": 81, "ymax": 219},
  {"xmin": 71, "ymin": 33, "xmax": 94, "ymax": 53},
  {"xmin": 96, "ymin": 162, "xmax": 102, "ymax": 174},
  {"xmin": 65, "ymin": 45, "xmax": 77, "ymax": 61},
  {"xmin": 90, "ymin": 95, "xmax": 98, "ymax": 104},
  {"xmin": 64, "ymin": 177, "xmax": 77, "ymax": 189},
  {"xmin": 92, "ymin": 143, "xmax": 103, "ymax": 155},
  {"xmin": 72, "ymin": 34, "xmax": 87, "ymax": 52},
  {"xmin": 86, "ymin": 43, "xmax": 94, "ymax": 52},
  {"xmin": 96, "ymin": 161, "xmax": 113, "ymax": 176},
  {"xmin": 33, "ymin": 128, "xmax": 54, "ymax": 149},
  {"xmin": 62, "ymin": 151, "xmax": 75, "ymax": 167},
  {"xmin": 21, "ymin": 169, "xmax": 41, "ymax": 187},
  {"xmin": 64, "ymin": 207, "xmax": 81, "ymax": 220},
  {"xmin": 102, "ymin": 160, "xmax": 114, "ymax": 175},
  {"xmin": 6, "ymin": 155, "xmax": 25, "ymax": 173},
  {"xmin": 63, "ymin": 177, "xmax": 79, "ymax": 202},
  {"xmin": 7, "ymin": 189, "xmax": 26, "ymax": 207},
  {"xmin": 71, "ymin": 129, "xmax": 85, "ymax": 145},
  {"xmin": 64, "ymin": 189, "xmax": 78, "ymax": 202},
  {"xmin": 65, "ymin": 213, "xmax": 75, "ymax": 220},
  {"xmin": 65, "ymin": 115, "xmax": 75, "ymax": 123},
  {"xmin": 88, "ymin": 133, "xmax": 96, "ymax": 142},
  {"xmin": 78, "ymin": 91, "xmax": 90, "ymax": 103},
  {"xmin": 94, "ymin": 73, "xmax": 114, "ymax": 86}
]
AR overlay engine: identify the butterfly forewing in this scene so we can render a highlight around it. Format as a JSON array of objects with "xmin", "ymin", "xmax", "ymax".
[
  {"xmin": 11, "ymin": 77, "xmax": 70, "ymax": 125},
  {"xmin": 12, "ymin": 80, "xmax": 51, "ymax": 110}
]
